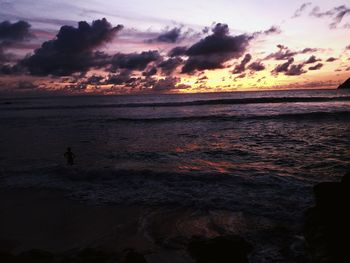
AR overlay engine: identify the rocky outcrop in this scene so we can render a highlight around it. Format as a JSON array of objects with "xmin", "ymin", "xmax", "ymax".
[
  {"xmin": 0, "ymin": 248, "xmax": 148, "ymax": 263},
  {"xmin": 338, "ymin": 78, "xmax": 350, "ymax": 89},
  {"xmin": 187, "ymin": 235, "xmax": 253, "ymax": 263},
  {"xmin": 304, "ymin": 173, "xmax": 350, "ymax": 262}
]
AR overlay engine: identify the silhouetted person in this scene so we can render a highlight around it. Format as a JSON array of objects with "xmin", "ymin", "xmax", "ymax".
[{"xmin": 64, "ymin": 147, "xmax": 75, "ymax": 165}]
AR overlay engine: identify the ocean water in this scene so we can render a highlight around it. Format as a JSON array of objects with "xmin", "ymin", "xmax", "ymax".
[{"xmin": 1, "ymin": 89, "xmax": 350, "ymax": 261}]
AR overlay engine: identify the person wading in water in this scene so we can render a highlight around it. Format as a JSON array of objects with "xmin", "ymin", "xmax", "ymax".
[{"xmin": 64, "ymin": 147, "xmax": 75, "ymax": 165}]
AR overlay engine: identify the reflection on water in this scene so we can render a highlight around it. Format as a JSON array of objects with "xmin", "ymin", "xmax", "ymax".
[
  {"xmin": 0, "ymin": 89, "xmax": 349, "ymax": 209},
  {"xmin": 1, "ymin": 89, "xmax": 349, "ymax": 262}
]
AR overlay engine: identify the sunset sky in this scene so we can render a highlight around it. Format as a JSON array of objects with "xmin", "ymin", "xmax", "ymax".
[{"xmin": 0, "ymin": 0, "xmax": 350, "ymax": 95}]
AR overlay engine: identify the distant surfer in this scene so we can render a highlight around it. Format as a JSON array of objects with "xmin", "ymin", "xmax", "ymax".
[{"xmin": 64, "ymin": 147, "xmax": 75, "ymax": 165}]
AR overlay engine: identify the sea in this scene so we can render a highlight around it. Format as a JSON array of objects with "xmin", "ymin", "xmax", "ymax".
[{"xmin": 1, "ymin": 89, "xmax": 350, "ymax": 262}]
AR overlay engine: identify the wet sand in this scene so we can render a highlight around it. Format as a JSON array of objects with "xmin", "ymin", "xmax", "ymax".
[
  {"xmin": 0, "ymin": 187, "xmax": 202, "ymax": 262},
  {"xmin": 0, "ymin": 188, "xmax": 155, "ymax": 253},
  {"xmin": 0, "ymin": 187, "xmax": 306, "ymax": 262}
]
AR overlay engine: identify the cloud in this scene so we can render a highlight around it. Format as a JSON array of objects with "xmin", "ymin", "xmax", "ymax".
[
  {"xmin": 271, "ymin": 57, "xmax": 306, "ymax": 76},
  {"xmin": 150, "ymin": 27, "xmax": 182, "ymax": 43},
  {"xmin": 111, "ymin": 50, "xmax": 160, "ymax": 71},
  {"xmin": 0, "ymin": 46, "xmax": 7, "ymax": 63},
  {"xmin": 248, "ymin": 61, "xmax": 266, "ymax": 71},
  {"xmin": 158, "ymin": 57, "xmax": 183, "ymax": 74},
  {"xmin": 262, "ymin": 26, "xmax": 282, "ymax": 35},
  {"xmin": 272, "ymin": 58, "xmax": 294, "ymax": 74},
  {"xmin": 326, "ymin": 57, "xmax": 337, "ymax": 62},
  {"xmin": 285, "ymin": 63, "xmax": 307, "ymax": 76},
  {"xmin": 305, "ymin": 55, "xmax": 321, "ymax": 64},
  {"xmin": 310, "ymin": 5, "xmax": 350, "ymax": 29},
  {"xmin": 15, "ymin": 81, "xmax": 38, "ymax": 90},
  {"xmin": 234, "ymin": 73, "xmax": 246, "ymax": 80},
  {"xmin": 152, "ymin": 77, "xmax": 181, "ymax": 92},
  {"xmin": 232, "ymin": 53, "xmax": 252, "ymax": 74},
  {"xmin": 253, "ymin": 26, "xmax": 282, "ymax": 37},
  {"xmin": 0, "ymin": 20, "xmax": 33, "ymax": 64},
  {"xmin": 308, "ymin": 63, "xmax": 323, "ymax": 70},
  {"xmin": 168, "ymin": 46, "xmax": 187, "ymax": 57},
  {"xmin": 106, "ymin": 70, "xmax": 138, "ymax": 85},
  {"xmin": 212, "ymin": 23, "xmax": 229, "ymax": 36},
  {"xmin": 85, "ymin": 75, "xmax": 104, "ymax": 85},
  {"xmin": 21, "ymin": 18, "xmax": 123, "ymax": 76},
  {"xmin": 292, "ymin": 2, "xmax": 312, "ymax": 18},
  {"xmin": 265, "ymin": 45, "xmax": 320, "ymax": 60},
  {"xmin": 142, "ymin": 66, "xmax": 157, "ymax": 76},
  {"xmin": 0, "ymin": 64, "xmax": 22, "ymax": 75},
  {"xmin": 0, "ymin": 20, "xmax": 32, "ymax": 41},
  {"xmin": 182, "ymin": 23, "xmax": 253, "ymax": 73}
]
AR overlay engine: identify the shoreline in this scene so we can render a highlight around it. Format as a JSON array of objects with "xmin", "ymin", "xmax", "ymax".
[
  {"xmin": 0, "ymin": 186, "xmax": 309, "ymax": 262},
  {"xmin": 0, "ymin": 187, "xmax": 154, "ymax": 254}
]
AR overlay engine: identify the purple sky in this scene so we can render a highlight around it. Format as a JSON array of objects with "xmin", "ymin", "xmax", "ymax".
[{"xmin": 0, "ymin": 0, "xmax": 350, "ymax": 95}]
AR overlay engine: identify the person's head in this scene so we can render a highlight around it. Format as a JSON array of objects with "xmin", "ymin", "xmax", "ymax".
[{"xmin": 67, "ymin": 147, "xmax": 71, "ymax": 152}]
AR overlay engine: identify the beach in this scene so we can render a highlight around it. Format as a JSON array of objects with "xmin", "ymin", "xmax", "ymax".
[
  {"xmin": 0, "ymin": 186, "xmax": 311, "ymax": 262},
  {"xmin": 1, "ymin": 89, "xmax": 350, "ymax": 262},
  {"xmin": 0, "ymin": 187, "xmax": 197, "ymax": 262}
]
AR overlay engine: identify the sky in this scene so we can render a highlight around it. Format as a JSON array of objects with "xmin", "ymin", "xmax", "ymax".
[{"xmin": 0, "ymin": 0, "xmax": 350, "ymax": 95}]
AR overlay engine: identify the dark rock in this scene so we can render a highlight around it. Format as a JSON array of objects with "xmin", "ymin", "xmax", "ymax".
[
  {"xmin": 341, "ymin": 172, "xmax": 350, "ymax": 186},
  {"xmin": 122, "ymin": 249, "xmax": 148, "ymax": 263},
  {"xmin": 187, "ymin": 235, "xmax": 253, "ymax": 263},
  {"xmin": 60, "ymin": 248, "xmax": 111, "ymax": 263},
  {"xmin": 313, "ymin": 182, "xmax": 344, "ymax": 209},
  {"xmin": 0, "ymin": 252, "xmax": 17, "ymax": 263},
  {"xmin": 162, "ymin": 236, "xmax": 188, "ymax": 250},
  {"xmin": 338, "ymin": 78, "xmax": 350, "ymax": 89},
  {"xmin": 17, "ymin": 249, "xmax": 54, "ymax": 263},
  {"xmin": 304, "ymin": 173, "xmax": 350, "ymax": 262}
]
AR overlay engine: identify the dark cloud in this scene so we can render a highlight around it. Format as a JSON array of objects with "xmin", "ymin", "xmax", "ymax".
[
  {"xmin": 265, "ymin": 45, "xmax": 295, "ymax": 60},
  {"xmin": 248, "ymin": 61, "xmax": 266, "ymax": 71},
  {"xmin": 111, "ymin": 50, "xmax": 160, "ymax": 71},
  {"xmin": 301, "ymin": 48, "xmax": 319, "ymax": 53},
  {"xmin": 232, "ymin": 53, "xmax": 252, "ymax": 74},
  {"xmin": 104, "ymin": 69, "xmax": 141, "ymax": 87},
  {"xmin": 326, "ymin": 57, "xmax": 337, "ymax": 62},
  {"xmin": 0, "ymin": 20, "xmax": 32, "ymax": 41},
  {"xmin": 150, "ymin": 77, "xmax": 189, "ymax": 92},
  {"xmin": 0, "ymin": 20, "xmax": 33, "ymax": 65},
  {"xmin": 272, "ymin": 57, "xmax": 307, "ymax": 76},
  {"xmin": 305, "ymin": 55, "xmax": 321, "ymax": 64},
  {"xmin": 168, "ymin": 46, "xmax": 187, "ymax": 57},
  {"xmin": 263, "ymin": 26, "xmax": 282, "ymax": 35},
  {"xmin": 0, "ymin": 46, "xmax": 7, "ymax": 63},
  {"xmin": 152, "ymin": 77, "xmax": 180, "ymax": 91},
  {"xmin": 292, "ymin": 2, "xmax": 312, "ymax": 18},
  {"xmin": 234, "ymin": 73, "xmax": 246, "ymax": 80},
  {"xmin": 272, "ymin": 58, "xmax": 294, "ymax": 74},
  {"xmin": 142, "ymin": 66, "xmax": 157, "ymax": 76},
  {"xmin": 265, "ymin": 45, "xmax": 320, "ymax": 60},
  {"xmin": 182, "ymin": 23, "xmax": 253, "ymax": 73},
  {"xmin": 21, "ymin": 18, "xmax": 123, "ymax": 76},
  {"xmin": 308, "ymin": 63, "xmax": 323, "ymax": 70},
  {"xmin": 253, "ymin": 26, "xmax": 282, "ymax": 37},
  {"xmin": 158, "ymin": 57, "xmax": 183, "ymax": 74},
  {"xmin": 285, "ymin": 63, "xmax": 307, "ymax": 76},
  {"xmin": 0, "ymin": 64, "xmax": 23, "ymax": 75},
  {"xmin": 85, "ymin": 75, "xmax": 104, "ymax": 85},
  {"xmin": 310, "ymin": 5, "xmax": 350, "ymax": 29},
  {"xmin": 151, "ymin": 27, "xmax": 182, "ymax": 43},
  {"xmin": 15, "ymin": 81, "xmax": 38, "ymax": 90},
  {"xmin": 212, "ymin": 23, "xmax": 229, "ymax": 37},
  {"xmin": 106, "ymin": 70, "xmax": 137, "ymax": 85}
]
